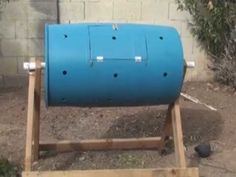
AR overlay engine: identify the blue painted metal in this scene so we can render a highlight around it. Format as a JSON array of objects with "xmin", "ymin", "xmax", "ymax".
[{"xmin": 44, "ymin": 23, "xmax": 184, "ymax": 107}]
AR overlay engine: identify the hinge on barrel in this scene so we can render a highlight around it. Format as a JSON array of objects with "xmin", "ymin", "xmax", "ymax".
[{"xmin": 112, "ymin": 24, "xmax": 118, "ymax": 31}]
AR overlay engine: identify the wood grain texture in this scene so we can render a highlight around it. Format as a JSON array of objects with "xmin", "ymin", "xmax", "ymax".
[
  {"xmin": 39, "ymin": 137, "xmax": 162, "ymax": 152},
  {"xmin": 171, "ymin": 99, "xmax": 186, "ymax": 167},
  {"xmin": 22, "ymin": 168, "xmax": 199, "ymax": 177},
  {"xmin": 24, "ymin": 72, "xmax": 36, "ymax": 171},
  {"xmin": 160, "ymin": 103, "xmax": 174, "ymax": 150},
  {"xmin": 33, "ymin": 59, "xmax": 42, "ymax": 161}
]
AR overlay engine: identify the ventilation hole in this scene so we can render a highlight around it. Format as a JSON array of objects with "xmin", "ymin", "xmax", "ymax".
[
  {"xmin": 61, "ymin": 98, "xmax": 66, "ymax": 102},
  {"xmin": 163, "ymin": 72, "xmax": 168, "ymax": 77},
  {"xmin": 62, "ymin": 70, "xmax": 67, "ymax": 75},
  {"xmin": 113, "ymin": 73, "xmax": 118, "ymax": 78},
  {"xmin": 159, "ymin": 36, "xmax": 163, "ymax": 40},
  {"xmin": 112, "ymin": 36, "xmax": 116, "ymax": 40},
  {"xmin": 64, "ymin": 34, "xmax": 68, "ymax": 38}
]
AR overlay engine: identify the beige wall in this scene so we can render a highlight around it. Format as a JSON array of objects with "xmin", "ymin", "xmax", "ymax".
[{"xmin": 0, "ymin": 0, "xmax": 212, "ymax": 87}]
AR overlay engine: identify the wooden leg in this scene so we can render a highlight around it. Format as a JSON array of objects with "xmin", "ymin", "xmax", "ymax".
[
  {"xmin": 22, "ymin": 168, "xmax": 199, "ymax": 177},
  {"xmin": 33, "ymin": 59, "xmax": 42, "ymax": 161},
  {"xmin": 160, "ymin": 104, "xmax": 174, "ymax": 153},
  {"xmin": 171, "ymin": 98, "xmax": 186, "ymax": 168},
  {"xmin": 25, "ymin": 72, "xmax": 36, "ymax": 171}
]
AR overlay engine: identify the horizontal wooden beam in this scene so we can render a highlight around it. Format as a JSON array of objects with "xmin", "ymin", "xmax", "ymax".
[
  {"xmin": 22, "ymin": 168, "xmax": 199, "ymax": 177},
  {"xmin": 39, "ymin": 137, "xmax": 162, "ymax": 152}
]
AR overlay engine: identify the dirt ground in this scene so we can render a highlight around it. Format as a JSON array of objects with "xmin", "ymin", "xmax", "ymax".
[{"xmin": 0, "ymin": 81, "xmax": 236, "ymax": 177}]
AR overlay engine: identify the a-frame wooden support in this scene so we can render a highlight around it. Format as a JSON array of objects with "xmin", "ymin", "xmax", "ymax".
[
  {"xmin": 24, "ymin": 59, "xmax": 41, "ymax": 171},
  {"xmin": 23, "ymin": 58, "xmax": 199, "ymax": 177}
]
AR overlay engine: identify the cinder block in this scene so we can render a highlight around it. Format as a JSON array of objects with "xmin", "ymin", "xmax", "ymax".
[
  {"xmin": 17, "ymin": 57, "xmax": 29, "ymax": 74},
  {"xmin": 16, "ymin": 21, "xmax": 28, "ymax": 39},
  {"xmin": 191, "ymin": 41, "xmax": 212, "ymax": 81},
  {"xmin": 155, "ymin": 20, "xmax": 182, "ymax": 35},
  {"xmin": 192, "ymin": 53, "xmax": 213, "ymax": 81},
  {"xmin": 183, "ymin": 53, "xmax": 197, "ymax": 81},
  {"xmin": 113, "ymin": 0, "xmax": 141, "ymax": 20},
  {"xmin": 141, "ymin": 0, "xmax": 169, "ymax": 22},
  {"xmin": 28, "ymin": 20, "xmax": 56, "ymax": 38},
  {"xmin": 181, "ymin": 37, "xmax": 193, "ymax": 56},
  {"xmin": 72, "ymin": 0, "xmax": 99, "ymax": 1},
  {"xmin": 127, "ymin": 20, "xmax": 153, "ymax": 24},
  {"xmin": 30, "ymin": 0, "xmax": 57, "ymax": 1},
  {"xmin": 85, "ymin": 0, "xmax": 113, "ymax": 21},
  {"xmin": 184, "ymin": 42, "xmax": 211, "ymax": 81},
  {"xmin": 1, "ymin": 2, "xmax": 28, "ymax": 20},
  {"xmin": 3, "ymin": 75, "xmax": 28, "ymax": 88},
  {"xmin": 0, "ymin": 75, "xmax": 3, "ymax": 88},
  {"xmin": 59, "ymin": 19, "xmax": 71, "ymax": 24},
  {"xmin": 192, "ymin": 40, "xmax": 206, "ymax": 55},
  {"xmin": 71, "ymin": 19, "xmax": 94, "ymax": 23},
  {"xmin": 0, "ymin": 21, "xmax": 16, "ymax": 38},
  {"xmin": 181, "ymin": 22, "xmax": 192, "ymax": 37},
  {"xmin": 28, "ymin": 39, "xmax": 44, "ymax": 56},
  {"xmin": 168, "ymin": 3, "xmax": 191, "ymax": 21},
  {"xmin": 59, "ymin": 0, "xmax": 71, "ymax": 2},
  {"xmin": 1, "ymin": 39, "xmax": 28, "ymax": 57},
  {"xmin": 27, "ymin": 2, "xmax": 57, "ymax": 20},
  {"xmin": 59, "ymin": 2, "xmax": 85, "ymax": 22},
  {"xmin": 0, "ymin": 57, "xmax": 18, "ymax": 75}
]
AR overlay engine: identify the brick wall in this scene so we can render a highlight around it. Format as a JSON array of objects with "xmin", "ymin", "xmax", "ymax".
[{"xmin": 0, "ymin": 0, "xmax": 213, "ymax": 88}]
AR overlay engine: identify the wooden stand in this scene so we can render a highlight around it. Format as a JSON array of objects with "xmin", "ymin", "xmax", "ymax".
[{"xmin": 22, "ymin": 59, "xmax": 199, "ymax": 177}]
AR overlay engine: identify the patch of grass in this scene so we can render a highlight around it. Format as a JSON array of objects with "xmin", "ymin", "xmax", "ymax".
[{"xmin": 0, "ymin": 158, "xmax": 19, "ymax": 177}]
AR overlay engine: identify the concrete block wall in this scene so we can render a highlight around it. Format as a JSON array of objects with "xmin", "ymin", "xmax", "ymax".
[
  {"xmin": 0, "ymin": 0, "xmax": 57, "ymax": 87},
  {"xmin": 0, "ymin": 0, "xmax": 212, "ymax": 88}
]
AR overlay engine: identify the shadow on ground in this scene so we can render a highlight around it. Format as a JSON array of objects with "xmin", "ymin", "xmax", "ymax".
[
  {"xmin": 103, "ymin": 108, "xmax": 223, "ymax": 146},
  {"xmin": 35, "ymin": 107, "xmax": 223, "ymax": 171}
]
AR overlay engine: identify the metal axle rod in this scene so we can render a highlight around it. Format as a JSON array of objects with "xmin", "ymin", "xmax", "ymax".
[{"xmin": 23, "ymin": 61, "xmax": 195, "ymax": 71}]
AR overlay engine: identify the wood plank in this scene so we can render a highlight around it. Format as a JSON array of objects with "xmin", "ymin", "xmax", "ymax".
[
  {"xmin": 22, "ymin": 168, "xmax": 199, "ymax": 177},
  {"xmin": 171, "ymin": 99, "xmax": 186, "ymax": 167},
  {"xmin": 33, "ymin": 59, "xmax": 42, "ymax": 161},
  {"xmin": 161, "ymin": 104, "xmax": 174, "ymax": 145},
  {"xmin": 24, "ymin": 72, "xmax": 36, "ymax": 171},
  {"xmin": 39, "ymin": 137, "xmax": 162, "ymax": 152}
]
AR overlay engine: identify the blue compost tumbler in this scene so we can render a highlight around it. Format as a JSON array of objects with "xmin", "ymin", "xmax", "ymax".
[{"xmin": 44, "ymin": 23, "xmax": 184, "ymax": 107}]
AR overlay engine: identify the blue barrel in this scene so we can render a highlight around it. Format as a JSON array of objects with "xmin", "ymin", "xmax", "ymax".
[{"xmin": 44, "ymin": 23, "xmax": 184, "ymax": 107}]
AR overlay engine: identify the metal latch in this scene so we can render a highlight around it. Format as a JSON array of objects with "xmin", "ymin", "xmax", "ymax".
[
  {"xmin": 96, "ymin": 56, "xmax": 104, "ymax": 62},
  {"xmin": 135, "ymin": 56, "xmax": 142, "ymax": 63}
]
